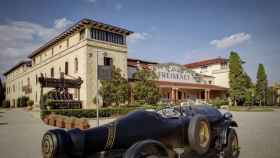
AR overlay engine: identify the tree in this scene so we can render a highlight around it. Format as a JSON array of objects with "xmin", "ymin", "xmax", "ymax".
[
  {"xmin": 243, "ymin": 73, "xmax": 255, "ymax": 106},
  {"xmin": 229, "ymin": 52, "xmax": 247, "ymax": 106},
  {"xmin": 100, "ymin": 66, "xmax": 128, "ymax": 106},
  {"xmin": 0, "ymin": 78, "xmax": 5, "ymax": 106},
  {"xmin": 255, "ymin": 64, "xmax": 268, "ymax": 106},
  {"xmin": 133, "ymin": 69, "xmax": 160, "ymax": 105}
]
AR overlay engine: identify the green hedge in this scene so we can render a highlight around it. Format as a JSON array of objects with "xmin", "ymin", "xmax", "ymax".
[
  {"xmin": 17, "ymin": 96, "xmax": 29, "ymax": 107},
  {"xmin": 2, "ymin": 100, "xmax": 10, "ymax": 108},
  {"xmin": 41, "ymin": 107, "xmax": 140, "ymax": 119},
  {"xmin": 209, "ymin": 98, "xmax": 229, "ymax": 108}
]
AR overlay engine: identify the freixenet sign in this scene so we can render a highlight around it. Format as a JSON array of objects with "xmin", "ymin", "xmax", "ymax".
[{"xmin": 152, "ymin": 63, "xmax": 202, "ymax": 83}]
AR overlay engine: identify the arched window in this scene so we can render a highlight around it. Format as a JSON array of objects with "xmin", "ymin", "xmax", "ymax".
[
  {"xmin": 51, "ymin": 67, "xmax": 54, "ymax": 78},
  {"xmin": 65, "ymin": 62, "xmax": 68, "ymax": 75},
  {"xmin": 74, "ymin": 58, "xmax": 78, "ymax": 73}
]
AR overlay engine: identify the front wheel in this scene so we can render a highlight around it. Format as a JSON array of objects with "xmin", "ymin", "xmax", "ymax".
[
  {"xmin": 188, "ymin": 114, "xmax": 211, "ymax": 155},
  {"xmin": 224, "ymin": 128, "xmax": 240, "ymax": 158}
]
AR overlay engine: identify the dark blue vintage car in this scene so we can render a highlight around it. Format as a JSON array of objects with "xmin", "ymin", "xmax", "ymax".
[{"xmin": 42, "ymin": 105, "xmax": 239, "ymax": 158}]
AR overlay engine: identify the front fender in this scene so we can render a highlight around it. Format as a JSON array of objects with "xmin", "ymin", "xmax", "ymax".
[
  {"xmin": 220, "ymin": 120, "xmax": 238, "ymax": 146},
  {"xmin": 230, "ymin": 120, "xmax": 238, "ymax": 127}
]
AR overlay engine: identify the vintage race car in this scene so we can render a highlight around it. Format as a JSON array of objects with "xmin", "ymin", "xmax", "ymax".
[{"xmin": 42, "ymin": 105, "xmax": 239, "ymax": 158}]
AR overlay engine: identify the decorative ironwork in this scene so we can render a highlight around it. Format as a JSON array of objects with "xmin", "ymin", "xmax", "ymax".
[
  {"xmin": 38, "ymin": 76, "xmax": 83, "ymax": 89},
  {"xmin": 38, "ymin": 74, "xmax": 83, "ymax": 110}
]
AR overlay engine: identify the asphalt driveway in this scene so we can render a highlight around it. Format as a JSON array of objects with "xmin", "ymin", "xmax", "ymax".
[{"xmin": 0, "ymin": 108, "xmax": 280, "ymax": 158}]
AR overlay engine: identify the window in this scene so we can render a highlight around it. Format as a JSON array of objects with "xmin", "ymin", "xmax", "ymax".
[
  {"xmin": 80, "ymin": 29, "xmax": 85, "ymax": 40},
  {"xmin": 27, "ymin": 77, "xmax": 30, "ymax": 86},
  {"xmin": 208, "ymin": 81, "xmax": 212, "ymax": 85},
  {"xmin": 51, "ymin": 68, "xmax": 54, "ymax": 78},
  {"xmin": 65, "ymin": 62, "xmax": 69, "ymax": 75},
  {"xmin": 13, "ymin": 85, "xmax": 15, "ymax": 92},
  {"xmin": 104, "ymin": 57, "xmax": 113, "ymax": 66},
  {"xmin": 74, "ymin": 58, "xmax": 78, "ymax": 73},
  {"xmin": 200, "ymin": 66, "xmax": 208, "ymax": 73},
  {"xmin": 51, "ymin": 48, "xmax": 54, "ymax": 56},
  {"xmin": 36, "ymin": 75, "xmax": 38, "ymax": 85},
  {"xmin": 33, "ymin": 58, "xmax": 36, "ymax": 65},
  {"xmin": 221, "ymin": 63, "xmax": 228, "ymax": 69},
  {"xmin": 91, "ymin": 28, "xmax": 125, "ymax": 45},
  {"xmin": 66, "ymin": 39, "xmax": 69, "ymax": 48}
]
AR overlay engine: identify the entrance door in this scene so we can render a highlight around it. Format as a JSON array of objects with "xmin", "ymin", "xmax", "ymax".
[{"xmin": 178, "ymin": 91, "xmax": 182, "ymax": 100}]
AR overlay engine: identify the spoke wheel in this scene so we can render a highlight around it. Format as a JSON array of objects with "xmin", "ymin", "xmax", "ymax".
[
  {"xmin": 199, "ymin": 121, "xmax": 210, "ymax": 148},
  {"xmin": 224, "ymin": 128, "xmax": 240, "ymax": 158},
  {"xmin": 188, "ymin": 114, "xmax": 211, "ymax": 155}
]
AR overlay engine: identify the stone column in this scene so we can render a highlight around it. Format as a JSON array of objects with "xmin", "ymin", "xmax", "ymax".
[
  {"xmin": 171, "ymin": 88, "xmax": 176, "ymax": 104},
  {"xmin": 85, "ymin": 27, "xmax": 91, "ymax": 39},
  {"xmin": 175, "ymin": 88, "xmax": 179, "ymax": 102},
  {"xmin": 204, "ymin": 89, "xmax": 210, "ymax": 101}
]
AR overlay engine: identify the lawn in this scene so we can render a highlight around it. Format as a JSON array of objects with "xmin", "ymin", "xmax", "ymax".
[{"xmin": 229, "ymin": 106, "xmax": 274, "ymax": 112}]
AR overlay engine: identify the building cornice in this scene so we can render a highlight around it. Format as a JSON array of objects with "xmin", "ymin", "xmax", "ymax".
[{"xmin": 28, "ymin": 18, "xmax": 133, "ymax": 58}]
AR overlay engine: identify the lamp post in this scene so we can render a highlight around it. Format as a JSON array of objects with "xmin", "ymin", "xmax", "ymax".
[{"xmin": 96, "ymin": 49, "xmax": 102, "ymax": 127}]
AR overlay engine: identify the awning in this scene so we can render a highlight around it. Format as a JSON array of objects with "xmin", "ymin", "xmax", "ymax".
[{"xmin": 155, "ymin": 81, "xmax": 228, "ymax": 91}]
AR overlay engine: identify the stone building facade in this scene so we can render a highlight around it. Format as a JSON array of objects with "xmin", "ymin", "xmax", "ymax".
[
  {"xmin": 185, "ymin": 58, "xmax": 230, "ymax": 88},
  {"xmin": 4, "ymin": 19, "xmax": 133, "ymax": 109},
  {"xmin": 3, "ymin": 19, "xmax": 231, "ymax": 109}
]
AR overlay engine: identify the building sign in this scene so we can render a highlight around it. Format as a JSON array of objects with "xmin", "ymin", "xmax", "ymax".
[
  {"xmin": 152, "ymin": 63, "xmax": 202, "ymax": 83},
  {"xmin": 98, "ymin": 65, "xmax": 112, "ymax": 80}
]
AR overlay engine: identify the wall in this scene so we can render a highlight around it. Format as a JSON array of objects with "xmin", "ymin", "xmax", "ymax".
[
  {"xmin": 4, "ymin": 28, "xmax": 129, "ymax": 109},
  {"xmin": 85, "ymin": 39, "xmax": 128, "ymax": 108},
  {"xmin": 191, "ymin": 63, "xmax": 229, "ymax": 88},
  {"xmin": 5, "ymin": 31, "xmax": 87, "ymax": 107}
]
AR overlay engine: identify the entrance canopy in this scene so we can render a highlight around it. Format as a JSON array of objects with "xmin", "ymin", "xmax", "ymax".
[{"xmin": 156, "ymin": 81, "xmax": 227, "ymax": 91}]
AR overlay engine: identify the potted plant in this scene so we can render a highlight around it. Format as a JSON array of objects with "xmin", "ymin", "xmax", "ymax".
[{"xmin": 27, "ymin": 100, "xmax": 34, "ymax": 110}]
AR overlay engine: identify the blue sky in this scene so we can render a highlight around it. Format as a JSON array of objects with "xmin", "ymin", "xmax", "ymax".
[{"xmin": 0, "ymin": 0, "xmax": 279, "ymax": 84}]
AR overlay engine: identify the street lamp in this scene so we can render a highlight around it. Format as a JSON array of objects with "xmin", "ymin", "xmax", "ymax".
[{"xmin": 96, "ymin": 49, "xmax": 103, "ymax": 127}]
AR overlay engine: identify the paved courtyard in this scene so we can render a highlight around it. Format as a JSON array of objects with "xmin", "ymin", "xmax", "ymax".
[{"xmin": 0, "ymin": 108, "xmax": 280, "ymax": 158}]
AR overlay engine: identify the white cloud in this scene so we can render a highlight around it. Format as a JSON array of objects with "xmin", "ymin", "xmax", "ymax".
[
  {"xmin": 0, "ymin": 18, "xmax": 73, "ymax": 76},
  {"xmin": 115, "ymin": 3, "xmax": 123, "ymax": 11},
  {"xmin": 127, "ymin": 32, "xmax": 151, "ymax": 43},
  {"xmin": 54, "ymin": 18, "xmax": 73, "ymax": 29},
  {"xmin": 210, "ymin": 32, "xmax": 251, "ymax": 49}
]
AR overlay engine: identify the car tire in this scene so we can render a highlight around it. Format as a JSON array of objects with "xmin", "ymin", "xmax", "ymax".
[
  {"xmin": 188, "ymin": 114, "xmax": 211, "ymax": 155},
  {"xmin": 123, "ymin": 140, "xmax": 169, "ymax": 158},
  {"xmin": 224, "ymin": 128, "xmax": 240, "ymax": 158}
]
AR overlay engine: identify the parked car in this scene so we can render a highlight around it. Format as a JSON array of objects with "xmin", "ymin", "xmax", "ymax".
[{"xmin": 41, "ymin": 104, "xmax": 239, "ymax": 158}]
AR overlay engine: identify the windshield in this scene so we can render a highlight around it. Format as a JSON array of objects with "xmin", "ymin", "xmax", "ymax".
[{"xmin": 156, "ymin": 106, "xmax": 181, "ymax": 118}]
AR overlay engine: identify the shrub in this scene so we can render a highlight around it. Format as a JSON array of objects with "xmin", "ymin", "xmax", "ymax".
[
  {"xmin": 209, "ymin": 98, "xmax": 229, "ymax": 108},
  {"xmin": 41, "ymin": 107, "xmax": 146, "ymax": 119},
  {"xmin": 17, "ymin": 96, "xmax": 29, "ymax": 107},
  {"xmin": 27, "ymin": 100, "xmax": 34, "ymax": 107},
  {"xmin": 2, "ymin": 100, "xmax": 10, "ymax": 108}
]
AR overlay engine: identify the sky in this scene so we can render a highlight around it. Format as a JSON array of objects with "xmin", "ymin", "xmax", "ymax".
[{"xmin": 0, "ymin": 0, "xmax": 279, "ymax": 84}]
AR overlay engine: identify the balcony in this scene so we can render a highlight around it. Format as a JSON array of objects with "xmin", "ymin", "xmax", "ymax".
[{"xmin": 212, "ymin": 68, "xmax": 229, "ymax": 74}]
